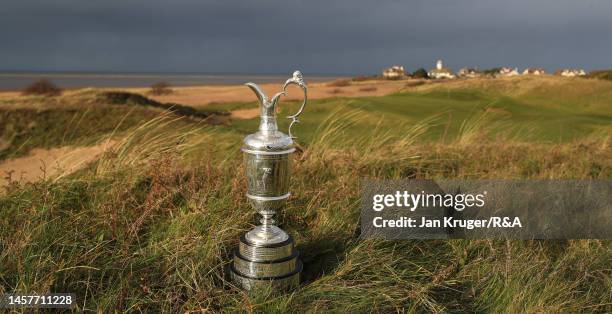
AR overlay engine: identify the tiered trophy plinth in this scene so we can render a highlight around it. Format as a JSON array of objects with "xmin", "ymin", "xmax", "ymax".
[{"xmin": 230, "ymin": 233, "xmax": 302, "ymax": 290}]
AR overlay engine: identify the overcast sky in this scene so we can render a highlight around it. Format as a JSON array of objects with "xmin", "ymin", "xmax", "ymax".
[{"xmin": 1, "ymin": 0, "xmax": 611, "ymax": 75}]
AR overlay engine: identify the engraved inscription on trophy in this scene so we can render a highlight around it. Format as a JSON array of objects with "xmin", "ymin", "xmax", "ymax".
[
  {"xmin": 246, "ymin": 155, "xmax": 290, "ymax": 197},
  {"xmin": 260, "ymin": 166, "xmax": 272, "ymax": 191}
]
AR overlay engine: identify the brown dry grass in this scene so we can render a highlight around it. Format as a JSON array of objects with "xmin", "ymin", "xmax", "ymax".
[{"xmin": 1, "ymin": 113, "xmax": 609, "ymax": 312}]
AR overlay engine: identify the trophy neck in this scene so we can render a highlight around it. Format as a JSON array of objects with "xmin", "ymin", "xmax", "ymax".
[{"xmin": 259, "ymin": 108, "xmax": 278, "ymax": 133}]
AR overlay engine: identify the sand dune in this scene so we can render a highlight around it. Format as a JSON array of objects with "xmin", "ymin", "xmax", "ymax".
[{"xmin": 0, "ymin": 141, "xmax": 114, "ymax": 189}]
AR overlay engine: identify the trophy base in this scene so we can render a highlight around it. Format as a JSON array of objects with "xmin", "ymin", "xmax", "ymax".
[{"xmin": 230, "ymin": 234, "xmax": 301, "ymax": 291}]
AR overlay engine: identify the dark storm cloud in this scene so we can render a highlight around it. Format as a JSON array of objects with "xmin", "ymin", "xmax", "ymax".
[{"xmin": 1, "ymin": 0, "xmax": 611, "ymax": 74}]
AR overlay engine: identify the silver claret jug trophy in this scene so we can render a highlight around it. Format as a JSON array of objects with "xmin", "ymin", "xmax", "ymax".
[{"xmin": 230, "ymin": 71, "xmax": 308, "ymax": 291}]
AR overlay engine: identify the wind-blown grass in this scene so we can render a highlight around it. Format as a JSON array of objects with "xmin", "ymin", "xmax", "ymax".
[
  {"xmin": 1, "ymin": 76, "xmax": 611, "ymax": 311},
  {"xmin": 0, "ymin": 104, "xmax": 610, "ymax": 312}
]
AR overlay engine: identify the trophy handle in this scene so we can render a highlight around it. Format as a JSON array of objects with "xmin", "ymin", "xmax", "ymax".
[{"xmin": 282, "ymin": 71, "xmax": 307, "ymax": 139}]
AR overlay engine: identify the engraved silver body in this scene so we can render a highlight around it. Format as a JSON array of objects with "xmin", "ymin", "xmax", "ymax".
[{"xmin": 230, "ymin": 71, "xmax": 307, "ymax": 290}]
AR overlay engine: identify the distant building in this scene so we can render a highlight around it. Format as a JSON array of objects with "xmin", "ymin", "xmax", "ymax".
[
  {"xmin": 498, "ymin": 67, "xmax": 520, "ymax": 77},
  {"xmin": 428, "ymin": 60, "xmax": 456, "ymax": 79},
  {"xmin": 557, "ymin": 69, "xmax": 586, "ymax": 77},
  {"xmin": 522, "ymin": 68, "xmax": 547, "ymax": 75},
  {"xmin": 457, "ymin": 67, "xmax": 481, "ymax": 78},
  {"xmin": 382, "ymin": 65, "xmax": 406, "ymax": 79}
]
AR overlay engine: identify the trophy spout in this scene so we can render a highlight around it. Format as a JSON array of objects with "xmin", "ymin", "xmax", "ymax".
[
  {"xmin": 245, "ymin": 82, "xmax": 285, "ymax": 133},
  {"xmin": 245, "ymin": 82, "xmax": 267, "ymax": 109},
  {"xmin": 245, "ymin": 71, "xmax": 307, "ymax": 136}
]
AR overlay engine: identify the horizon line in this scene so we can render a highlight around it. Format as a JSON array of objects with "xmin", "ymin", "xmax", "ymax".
[{"xmin": 0, "ymin": 70, "xmax": 349, "ymax": 77}]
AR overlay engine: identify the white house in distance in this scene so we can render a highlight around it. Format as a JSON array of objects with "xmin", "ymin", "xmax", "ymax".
[
  {"xmin": 428, "ymin": 60, "xmax": 455, "ymax": 79},
  {"xmin": 558, "ymin": 69, "xmax": 586, "ymax": 77},
  {"xmin": 382, "ymin": 65, "xmax": 406, "ymax": 79},
  {"xmin": 523, "ymin": 68, "xmax": 547, "ymax": 75},
  {"xmin": 457, "ymin": 67, "xmax": 481, "ymax": 78},
  {"xmin": 497, "ymin": 67, "xmax": 520, "ymax": 77}
]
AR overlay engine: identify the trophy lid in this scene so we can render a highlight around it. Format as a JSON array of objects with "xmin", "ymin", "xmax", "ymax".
[{"xmin": 241, "ymin": 71, "xmax": 307, "ymax": 155}]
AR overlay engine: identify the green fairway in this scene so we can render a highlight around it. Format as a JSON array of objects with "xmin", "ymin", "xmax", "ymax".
[{"xmin": 212, "ymin": 77, "xmax": 612, "ymax": 145}]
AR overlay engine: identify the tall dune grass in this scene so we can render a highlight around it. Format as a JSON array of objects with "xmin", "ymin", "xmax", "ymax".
[{"xmin": 0, "ymin": 107, "xmax": 610, "ymax": 312}]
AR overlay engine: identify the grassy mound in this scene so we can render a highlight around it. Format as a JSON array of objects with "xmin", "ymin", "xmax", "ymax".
[
  {"xmin": 100, "ymin": 91, "xmax": 227, "ymax": 120},
  {"xmin": 0, "ymin": 105, "xmax": 156, "ymax": 160},
  {"xmin": 0, "ymin": 91, "xmax": 228, "ymax": 159}
]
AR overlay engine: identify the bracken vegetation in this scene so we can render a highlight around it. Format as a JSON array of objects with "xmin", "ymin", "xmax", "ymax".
[{"xmin": 0, "ymin": 76, "xmax": 610, "ymax": 312}]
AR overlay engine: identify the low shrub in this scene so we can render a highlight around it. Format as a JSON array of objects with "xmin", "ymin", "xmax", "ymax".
[
  {"xmin": 411, "ymin": 68, "xmax": 429, "ymax": 79},
  {"xmin": 482, "ymin": 68, "xmax": 502, "ymax": 76},
  {"xmin": 21, "ymin": 79, "xmax": 62, "ymax": 96},
  {"xmin": 149, "ymin": 82, "xmax": 173, "ymax": 95}
]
